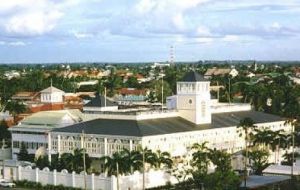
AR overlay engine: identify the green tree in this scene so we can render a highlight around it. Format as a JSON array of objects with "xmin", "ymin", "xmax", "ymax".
[
  {"xmin": 237, "ymin": 117, "xmax": 256, "ymax": 188},
  {"xmin": 156, "ymin": 150, "xmax": 173, "ymax": 169},
  {"xmin": 208, "ymin": 149, "xmax": 232, "ymax": 173},
  {"xmin": 100, "ymin": 152, "xmax": 124, "ymax": 190},
  {"xmin": 248, "ymin": 149, "xmax": 270, "ymax": 175},
  {"xmin": 282, "ymin": 152, "xmax": 300, "ymax": 166},
  {"xmin": 0, "ymin": 120, "xmax": 10, "ymax": 141},
  {"xmin": 191, "ymin": 142, "xmax": 210, "ymax": 178},
  {"xmin": 18, "ymin": 142, "xmax": 30, "ymax": 161},
  {"xmin": 35, "ymin": 156, "xmax": 50, "ymax": 170},
  {"xmin": 4, "ymin": 100, "xmax": 27, "ymax": 120}
]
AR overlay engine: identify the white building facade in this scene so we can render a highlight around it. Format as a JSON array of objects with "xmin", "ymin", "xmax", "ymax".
[{"xmin": 48, "ymin": 71, "xmax": 291, "ymax": 160}]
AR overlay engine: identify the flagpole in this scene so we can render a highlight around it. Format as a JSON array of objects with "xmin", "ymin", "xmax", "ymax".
[
  {"xmin": 104, "ymin": 87, "xmax": 107, "ymax": 107},
  {"xmin": 82, "ymin": 130, "xmax": 87, "ymax": 190},
  {"xmin": 161, "ymin": 74, "xmax": 163, "ymax": 112}
]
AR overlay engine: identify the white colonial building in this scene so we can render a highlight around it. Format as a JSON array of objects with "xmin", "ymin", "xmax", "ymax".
[
  {"xmin": 47, "ymin": 71, "xmax": 290, "ymax": 161},
  {"xmin": 9, "ymin": 110, "xmax": 83, "ymax": 159}
]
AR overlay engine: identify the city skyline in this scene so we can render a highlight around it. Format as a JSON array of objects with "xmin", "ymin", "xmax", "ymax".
[{"xmin": 0, "ymin": 0, "xmax": 300, "ymax": 63}]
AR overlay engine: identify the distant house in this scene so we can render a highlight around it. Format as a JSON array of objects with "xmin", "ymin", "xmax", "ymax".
[
  {"xmin": 64, "ymin": 93, "xmax": 83, "ymax": 109},
  {"xmin": 83, "ymin": 93, "xmax": 118, "ymax": 112},
  {"xmin": 204, "ymin": 68, "xmax": 238, "ymax": 78},
  {"xmin": 11, "ymin": 92, "xmax": 40, "ymax": 102},
  {"xmin": 151, "ymin": 62, "xmax": 170, "ymax": 69},
  {"xmin": 115, "ymin": 88, "xmax": 148, "ymax": 104},
  {"xmin": 4, "ymin": 70, "xmax": 21, "ymax": 80},
  {"xmin": 40, "ymin": 86, "xmax": 64, "ymax": 104},
  {"xmin": 247, "ymin": 72, "xmax": 256, "ymax": 78}
]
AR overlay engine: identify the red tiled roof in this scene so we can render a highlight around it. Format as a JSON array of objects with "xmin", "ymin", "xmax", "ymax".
[{"xmin": 118, "ymin": 88, "xmax": 147, "ymax": 95}]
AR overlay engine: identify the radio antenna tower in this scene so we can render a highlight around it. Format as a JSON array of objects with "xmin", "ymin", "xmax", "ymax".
[{"xmin": 169, "ymin": 45, "xmax": 174, "ymax": 66}]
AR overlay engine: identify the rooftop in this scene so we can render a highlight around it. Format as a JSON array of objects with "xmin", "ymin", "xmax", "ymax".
[
  {"xmin": 84, "ymin": 93, "xmax": 117, "ymax": 108},
  {"xmin": 53, "ymin": 110, "xmax": 284, "ymax": 137},
  {"xmin": 180, "ymin": 71, "xmax": 208, "ymax": 82},
  {"xmin": 40, "ymin": 86, "xmax": 64, "ymax": 93},
  {"xmin": 12, "ymin": 109, "xmax": 83, "ymax": 129}
]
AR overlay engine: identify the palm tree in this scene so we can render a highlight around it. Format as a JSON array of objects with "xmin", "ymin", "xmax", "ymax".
[
  {"xmin": 100, "ymin": 152, "xmax": 124, "ymax": 190},
  {"xmin": 4, "ymin": 100, "xmax": 27, "ymax": 122},
  {"xmin": 191, "ymin": 142, "xmax": 210, "ymax": 177},
  {"xmin": 156, "ymin": 150, "xmax": 173, "ymax": 169},
  {"xmin": 252, "ymin": 129, "xmax": 274, "ymax": 149},
  {"xmin": 60, "ymin": 153, "xmax": 74, "ymax": 172},
  {"xmin": 237, "ymin": 117, "xmax": 256, "ymax": 189},
  {"xmin": 140, "ymin": 147, "xmax": 158, "ymax": 190},
  {"xmin": 120, "ymin": 149, "xmax": 142, "ymax": 174}
]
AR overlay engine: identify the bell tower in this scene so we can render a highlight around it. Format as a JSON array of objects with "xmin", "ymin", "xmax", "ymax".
[{"xmin": 177, "ymin": 71, "xmax": 211, "ymax": 124}]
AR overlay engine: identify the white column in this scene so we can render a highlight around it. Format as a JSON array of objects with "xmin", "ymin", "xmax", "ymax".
[
  {"xmin": 18, "ymin": 166, "xmax": 22, "ymax": 181},
  {"xmin": 57, "ymin": 135, "xmax": 61, "ymax": 157},
  {"xmin": 104, "ymin": 138, "xmax": 108, "ymax": 156},
  {"xmin": 91, "ymin": 173, "xmax": 95, "ymax": 190},
  {"xmin": 35, "ymin": 168, "xmax": 39, "ymax": 183},
  {"xmin": 111, "ymin": 175, "xmax": 117, "ymax": 190},
  {"xmin": 81, "ymin": 134, "xmax": 84, "ymax": 149},
  {"xmin": 72, "ymin": 171, "xmax": 76, "ymax": 187},
  {"xmin": 53, "ymin": 169, "xmax": 57, "ymax": 186},
  {"xmin": 129, "ymin": 140, "xmax": 133, "ymax": 151},
  {"xmin": 48, "ymin": 133, "xmax": 52, "ymax": 163}
]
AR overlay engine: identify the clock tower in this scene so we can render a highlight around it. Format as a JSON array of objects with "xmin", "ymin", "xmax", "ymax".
[{"xmin": 177, "ymin": 71, "xmax": 211, "ymax": 124}]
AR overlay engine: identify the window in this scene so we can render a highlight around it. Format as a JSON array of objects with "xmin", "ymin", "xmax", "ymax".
[{"xmin": 189, "ymin": 99, "xmax": 193, "ymax": 104}]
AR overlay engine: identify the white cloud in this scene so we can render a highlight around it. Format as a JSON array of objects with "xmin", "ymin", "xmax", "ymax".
[
  {"xmin": 0, "ymin": 40, "xmax": 28, "ymax": 46},
  {"xmin": 271, "ymin": 22, "xmax": 281, "ymax": 30},
  {"xmin": 196, "ymin": 37, "xmax": 214, "ymax": 43},
  {"xmin": 222, "ymin": 35, "xmax": 239, "ymax": 42},
  {"xmin": 196, "ymin": 26, "xmax": 211, "ymax": 36},
  {"xmin": 172, "ymin": 14, "xmax": 185, "ymax": 30},
  {"xmin": 5, "ymin": 11, "xmax": 63, "ymax": 36},
  {"xmin": 0, "ymin": 0, "xmax": 78, "ymax": 36},
  {"xmin": 71, "ymin": 30, "xmax": 94, "ymax": 39}
]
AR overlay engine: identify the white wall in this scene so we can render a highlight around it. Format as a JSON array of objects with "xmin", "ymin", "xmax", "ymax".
[{"xmin": 3, "ymin": 165, "xmax": 175, "ymax": 190}]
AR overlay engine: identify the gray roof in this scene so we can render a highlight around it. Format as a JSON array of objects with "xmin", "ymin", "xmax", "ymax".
[
  {"xmin": 84, "ymin": 93, "xmax": 117, "ymax": 107},
  {"xmin": 53, "ymin": 111, "xmax": 284, "ymax": 137},
  {"xmin": 180, "ymin": 71, "xmax": 208, "ymax": 82}
]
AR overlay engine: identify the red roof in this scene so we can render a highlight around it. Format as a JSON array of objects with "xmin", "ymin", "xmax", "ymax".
[{"xmin": 118, "ymin": 88, "xmax": 147, "ymax": 95}]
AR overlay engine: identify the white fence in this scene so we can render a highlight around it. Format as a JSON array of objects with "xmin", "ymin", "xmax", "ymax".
[{"xmin": 3, "ymin": 165, "xmax": 176, "ymax": 190}]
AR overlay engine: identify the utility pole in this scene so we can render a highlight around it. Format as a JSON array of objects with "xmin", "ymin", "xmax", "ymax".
[
  {"xmin": 104, "ymin": 87, "xmax": 107, "ymax": 107},
  {"xmin": 244, "ymin": 129, "xmax": 248, "ymax": 189},
  {"xmin": 82, "ymin": 130, "xmax": 87, "ymax": 190},
  {"xmin": 161, "ymin": 74, "xmax": 164, "ymax": 112},
  {"xmin": 142, "ymin": 149, "xmax": 145, "ymax": 190},
  {"xmin": 228, "ymin": 77, "xmax": 231, "ymax": 104},
  {"xmin": 291, "ymin": 122, "xmax": 295, "ymax": 182}
]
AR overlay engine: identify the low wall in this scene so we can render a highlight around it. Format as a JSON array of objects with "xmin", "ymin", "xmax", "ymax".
[
  {"xmin": 18, "ymin": 166, "xmax": 112, "ymax": 190},
  {"xmin": 11, "ymin": 166, "xmax": 175, "ymax": 190}
]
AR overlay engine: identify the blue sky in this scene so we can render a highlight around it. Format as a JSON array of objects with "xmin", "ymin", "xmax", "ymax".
[{"xmin": 0, "ymin": 0, "xmax": 300, "ymax": 63}]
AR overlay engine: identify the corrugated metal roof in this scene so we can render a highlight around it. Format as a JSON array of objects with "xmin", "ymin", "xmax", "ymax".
[
  {"xmin": 53, "ymin": 111, "xmax": 284, "ymax": 137},
  {"xmin": 18, "ymin": 110, "xmax": 83, "ymax": 127}
]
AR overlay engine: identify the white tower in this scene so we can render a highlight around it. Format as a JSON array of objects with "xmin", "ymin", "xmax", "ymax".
[{"xmin": 177, "ymin": 71, "xmax": 211, "ymax": 124}]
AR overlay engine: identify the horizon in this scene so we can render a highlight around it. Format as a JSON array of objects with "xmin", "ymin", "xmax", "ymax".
[{"xmin": 1, "ymin": 1, "xmax": 300, "ymax": 63}]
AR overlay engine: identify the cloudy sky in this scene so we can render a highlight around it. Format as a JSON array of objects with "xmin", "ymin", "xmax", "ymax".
[{"xmin": 0, "ymin": 0, "xmax": 300, "ymax": 63}]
